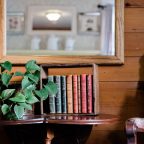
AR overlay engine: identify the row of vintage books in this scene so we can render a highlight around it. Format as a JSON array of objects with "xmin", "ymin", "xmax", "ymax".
[{"xmin": 47, "ymin": 74, "xmax": 94, "ymax": 114}]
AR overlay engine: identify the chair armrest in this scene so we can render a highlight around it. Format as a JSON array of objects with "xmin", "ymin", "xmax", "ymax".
[{"xmin": 126, "ymin": 118, "xmax": 144, "ymax": 144}]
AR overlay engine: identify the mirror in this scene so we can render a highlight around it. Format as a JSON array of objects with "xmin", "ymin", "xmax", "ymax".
[{"xmin": 0, "ymin": 0, "xmax": 124, "ymax": 64}]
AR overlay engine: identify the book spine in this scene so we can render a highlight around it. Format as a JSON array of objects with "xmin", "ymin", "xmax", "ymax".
[
  {"xmin": 54, "ymin": 75, "xmax": 62, "ymax": 113},
  {"xmin": 78, "ymin": 75, "xmax": 81, "ymax": 113},
  {"xmin": 87, "ymin": 74, "xmax": 93, "ymax": 113},
  {"xmin": 66, "ymin": 75, "xmax": 73, "ymax": 113},
  {"xmin": 61, "ymin": 75, "xmax": 67, "ymax": 113},
  {"xmin": 81, "ymin": 74, "xmax": 87, "ymax": 113},
  {"xmin": 48, "ymin": 75, "xmax": 55, "ymax": 113},
  {"xmin": 73, "ymin": 74, "xmax": 78, "ymax": 113}
]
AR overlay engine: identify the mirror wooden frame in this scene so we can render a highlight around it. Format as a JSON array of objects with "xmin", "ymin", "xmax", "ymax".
[{"xmin": 0, "ymin": 0, "xmax": 124, "ymax": 64}]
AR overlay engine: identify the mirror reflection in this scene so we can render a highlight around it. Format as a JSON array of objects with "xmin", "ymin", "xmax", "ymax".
[
  {"xmin": 30, "ymin": 6, "xmax": 75, "ymax": 32},
  {"xmin": 6, "ymin": 0, "xmax": 115, "ymax": 56}
]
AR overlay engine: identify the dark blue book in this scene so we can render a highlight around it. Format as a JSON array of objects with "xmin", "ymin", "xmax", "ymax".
[
  {"xmin": 54, "ymin": 75, "xmax": 62, "ymax": 113},
  {"xmin": 48, "ymin": 75, "xmax": 56, "ymax": 113},
  {"xmin": 61, "ymin": 75, "xmax": 67, "ymax": 113}
]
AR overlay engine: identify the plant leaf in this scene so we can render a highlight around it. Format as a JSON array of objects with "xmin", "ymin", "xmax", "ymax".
[
  {"xmin": 1, "ymin": 104, "xmax": 10, "ymax": 115},
  {"xmin": 19, "ymin": 103, "xmax": 32, "ymax": 110},
  {"xmin": 1, "ymin": 61, "xmax": 12, "ymax": 71},
  {"xmin": 0, "ymin": 89, "xmax": 15, "ymax": 100},
  {"xmin": 1, "ymin": 73, "xmax": 13, "ymax": 87},
  {"xmin": 26, "ymin": 95, "xmax": 39, "ymax": 104},
  {"xmin": 14, "ymin": 71, "xmax": 24, "ymax": 76},
  {"xmin": 26, "ymin": 73, "xmax": 39, "ymax": 84},
  {"xmin": 14, "ymin": 105, "xmax": 24, "ymax": 119},
  {"xmin": 5, "ymin": 112, "xmax": 17, "ymax": 120},
  {"xmin": 35, "ymin": 88, "xmax": 49, "ymax": 100},
  {"xmin": 24, "ymin": 89, "xmax": 39, "ymax": 104},
  {"xmin": 22, "ymin": 76, "xmax": 32, "ymax": 90},
  {"xmin": 25, "ymin": 60, "xmax": 40, "ymax": 73},
  {"xmin": 26, "ymin": 84, "xmax": 36, "ymax": 91},
  {"xmin": 9, "ymin": 92, "xmax": 26, "ymax": 103},
  {"xmin": 45, "ymin": 81, "xmax": 58, "ymax": 95},
  {"xmin": 23, "ymin": 88, "xmax": 33, "ymax": 98}
]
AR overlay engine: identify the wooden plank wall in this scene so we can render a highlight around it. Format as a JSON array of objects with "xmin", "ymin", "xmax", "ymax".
[
  {"xmin": 86, "ymin": 0, "xmax": 144, "ymax": 143},
  {"xmin": 1, "ymin": 0, "xmax": 144, "ymax": 143}
]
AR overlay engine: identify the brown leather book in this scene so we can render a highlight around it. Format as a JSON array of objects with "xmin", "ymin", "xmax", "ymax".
[
  {"xmin": 73, "ymin": 74, "xmax": 78, "ymax": 113},
  {"xmin": 66, "ymin": 75, "xmax": 73, "ymax": 113}
]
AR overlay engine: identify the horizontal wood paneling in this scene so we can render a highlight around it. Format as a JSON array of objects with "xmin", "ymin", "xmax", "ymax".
[
  {"xmin": 94, "ymin": 2, "xmax": 144, "ymax": 143},
  {"xmin": 125, "ymin": 33, "xmax": 144, "ymax": 56},
  {"xmin": 101, "ymin": 106, "xmax": 144, "ymax": 122},
  {"xmin": 84, "ymin": 81, "xmax": 144, "ymax": 132},
  {"xmin": 125, "ymin": 8, "xmax": 144, "ymax": 32},
  {"xmin": 13, "ymin": 57, "xmax": 144, "ymax": 81},
  {"xmin": 125, "ymin": 0, "xmax": 144, "ymax": 7},
  {"xmin": 86, "ymin": 129, "xmax": 144, "ymax": 144},
  {"xmin": 10, "ymin": 57, "xmax": 144, "ymax": 82},
  {"xmin": 47, "ymin": 67, "xmax": 92, "ymax": 75},
  {"xmin": 86, "ymin": 130, "xmax": 126, "ymax": 144},
  {"xmin": 99, "ymin": 57, "xmax": 144, "ymax": 81},
  {"xmin": 93, "ymin": 122, "xmax": 124, "ymax": 131},
  {"xmin": 10, "ymin": 66, "xmax": 25, "ymax": 82},
  {"xmin": 11, "ymin": 57, "xmax": 144, "ymax": 82},
  {"xmin": 99, "ymin": 82, "xmax": 144, "ymax": 107}
]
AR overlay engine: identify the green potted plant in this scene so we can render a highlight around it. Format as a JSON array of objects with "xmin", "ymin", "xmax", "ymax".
[{"xmin": 0, "ymin": 60, "xmax": 57, "ymax": 120}]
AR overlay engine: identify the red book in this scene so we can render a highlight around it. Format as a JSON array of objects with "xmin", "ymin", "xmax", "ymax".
[
  {"xmin": 73, "ymin": 75, "xmax": 78, "ymax": 113},
  {"xmin": 81, "ymin": 74, "xmax": 87, "ymax": 113},
  {"xmin": 87, "ymin": 74, "xmax": 93, "ymax": 113},
  {"xmin": 78, "ymin": 75, "xmax": 81, "ymax": 113}
]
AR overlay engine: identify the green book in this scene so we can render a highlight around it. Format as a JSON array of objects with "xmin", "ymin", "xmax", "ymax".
[
  {"xmin": 48, "ymin": 75, "xmax": 56, "ymax": 113},
  {"xmin": 61, "ymin": 75, "xmax": 67, "ymax": 113},
  {"xmin": 54, "ymin": 75, "xmax": 62, "ymax": 113}
]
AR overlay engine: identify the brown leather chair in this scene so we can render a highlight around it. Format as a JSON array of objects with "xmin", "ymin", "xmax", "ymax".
[{"xmin": 126, "ymin": 118, "xmax": 144, "ymax": 144}]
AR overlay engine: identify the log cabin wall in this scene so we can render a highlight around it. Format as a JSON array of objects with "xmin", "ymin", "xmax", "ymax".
[
  {"xmin": 86, "ymin": 0, "xmax": 144, "ymax": 143},
  {"xmin": 1, "ymin": 0, "xmax": 144, "ymax": 143}
]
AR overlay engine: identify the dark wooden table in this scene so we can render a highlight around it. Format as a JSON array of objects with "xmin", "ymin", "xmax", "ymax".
[
  {"xmin": 0, "ymin": 114, "xmax": 119, "ymax": 144},
  {"xmin": 0, "ymin": 114, "xmax": 119, "ymax": 125}
]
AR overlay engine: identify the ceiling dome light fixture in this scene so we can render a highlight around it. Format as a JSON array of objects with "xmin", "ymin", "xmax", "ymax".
[{"xmin": 46, "ymin": 12, "xmax": 61, "ymax": 21}]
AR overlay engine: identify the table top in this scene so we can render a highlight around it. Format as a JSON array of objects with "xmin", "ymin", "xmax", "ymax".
[{"xmin": 0, "ymin": 114, "xmax": 119, "ymax": 126}]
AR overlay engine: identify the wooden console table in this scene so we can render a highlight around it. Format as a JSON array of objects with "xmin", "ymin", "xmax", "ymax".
[{"xmin": 0, "ymin": 114, "xmax": 119, "ymax": 144}]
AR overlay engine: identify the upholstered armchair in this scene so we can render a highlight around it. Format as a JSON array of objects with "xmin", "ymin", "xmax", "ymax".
[{"xmin": 126, "ymin": 118, "xmax": 144, "ymax": 144}]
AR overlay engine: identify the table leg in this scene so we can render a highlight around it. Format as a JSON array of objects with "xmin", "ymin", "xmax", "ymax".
[
  {"xmin": 47, "ymin": 125, "xmax": 92, "ymax": 144},
  {"xmin": 45, "ymin": 128, "xmax": 54, "ymax": 144}
]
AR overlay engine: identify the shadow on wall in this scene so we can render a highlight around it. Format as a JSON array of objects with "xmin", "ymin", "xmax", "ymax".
[{"xmin": 107, "ymin": 55, "xmax": 144, "ymax": 144}]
